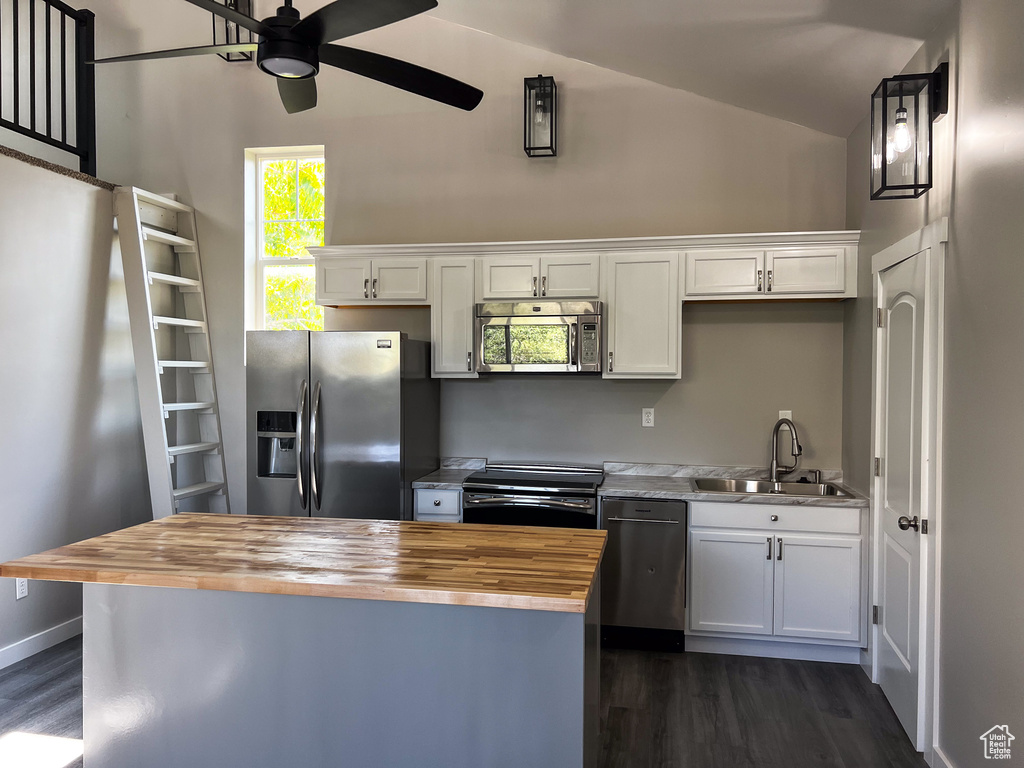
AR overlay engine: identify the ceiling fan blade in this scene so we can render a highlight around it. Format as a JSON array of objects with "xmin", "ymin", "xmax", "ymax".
[
  {"xmin": 293, "ymin": 0, "xmax": 437, "ymax": 45},
  {"xmin": 278, "ymin": 77, "xmax": 319, "ymax": 114},
  {"xmin": 181, "ymin": 0, "xmax": 274, "ymax": 38},
  {"xmin": 318, "ymin": 44, "xmax": 483, "ymax": 111},
  {"xmin": 94, "ymin": 42, "xmax": 259, "ymax": 64}
]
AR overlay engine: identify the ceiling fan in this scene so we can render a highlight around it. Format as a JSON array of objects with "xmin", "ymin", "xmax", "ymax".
[{"xmin": 94, "ymin": 0, "xmax": 483, "ymax": 115}]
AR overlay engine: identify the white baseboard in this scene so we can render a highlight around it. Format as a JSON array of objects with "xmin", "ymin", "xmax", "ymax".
[
  {"xmin": 685, "ymin": 635, "xmax": 863, "ymax": 664},
  {"xmin": 927, "ymin": 745, "xmax": 956, "ymax": 768},
  {"xmin": 0, "ymin": 616, "xmax": 82, "ymax": 670}
]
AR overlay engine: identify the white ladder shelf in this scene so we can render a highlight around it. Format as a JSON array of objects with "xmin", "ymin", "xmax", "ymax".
[{"xmin": 115, "ymin": 187, "xmax": 230, "ymax": 518}]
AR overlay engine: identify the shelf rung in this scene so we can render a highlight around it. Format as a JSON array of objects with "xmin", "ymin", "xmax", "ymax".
[
  {"xmin": 153, "ymin": 315, "xmax": 207, "ymax": 330},
  {"xmin": 172, "ymin": 481, "xmax": 224, "ymax": 501},
  {"xmin": 167, "ymin": 441, "xmax": 220, "ymax": 458},
  {"xmin": 135, "ymin": 188, "xmax": 193, "ymax": 214},
  {"xmin": 142, "ymin": 226, "xmax": 197, "ymax": 251},
  {"xmin": 157, "ymin": 360, "xmax": 210, "ymax": 375},
  {"xmin": 162, "ymin": 402, "xmax": 216, "ymax": 417},
  {"xmin": 148, "ymin": 271, "xmax": 201, "ymax": 291}
]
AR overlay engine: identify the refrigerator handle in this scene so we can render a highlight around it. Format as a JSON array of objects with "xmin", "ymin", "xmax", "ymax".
[
  {"xmin": 296, "ymin": 379, "xmax": 308, "ymax": 510},
  {"xmin": 310, "ymin": 381, "xmax": 323, "ymax": 512}
]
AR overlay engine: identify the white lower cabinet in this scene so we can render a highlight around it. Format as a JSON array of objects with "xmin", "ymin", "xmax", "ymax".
[
  {"xmin": 688, "ymin": 503, "xmax": 864, "ymax": 645},
  {"xmin": 414, "ymin": 489, "xmax": 462, "ymax": 522}
]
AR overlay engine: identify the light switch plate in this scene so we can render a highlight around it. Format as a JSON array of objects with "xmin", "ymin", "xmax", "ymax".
[
  {"xmin": 642, "ymin": 408, "xmax": 655, "ymax": 428},
  {"xmin": 779, "ymin": 410, "xmax": 793, "ymax": 420},
  {"xmin": 15, "ymin": 579, "xmax": 28, "ymax": 600}
]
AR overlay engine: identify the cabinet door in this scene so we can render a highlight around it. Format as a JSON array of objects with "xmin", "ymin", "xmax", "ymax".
[
  {"xmin": 689, "ymin": 530, "xmax": 775, "ymax": 635},
  {"xmin": 765, "ymin": 248, "xmax": 845, "ymax": 294},
  {"xmin": 540, "ymin": 254, "xmax": 600, "ymax": 298},
  {"xmin": 478, "ymin": 256, "xmax": 540, "ymax": 300},
  {"xmin": 604, "ymin": 252, "xmax": 681, "ymax": 378},
  {"xmin": 683, "ymin": 250, "xmax": 765, "ymax": 296},
  {"xmin": 372, "ymin": 259, "xmax": 428, "ymax": 302},
  {"xmin": 431, "ymin": 258, "xmax": 477, "ymax": 378},
  {"xmin": 773, "ymin": 535, "xmax": 861, "ymax": 642},
  {"xmin": 317, "ymin": 258, "xmax": 371, "ymax": 304}
]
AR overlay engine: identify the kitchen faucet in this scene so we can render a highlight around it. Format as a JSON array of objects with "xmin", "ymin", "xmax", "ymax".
[{"xmin": 769, "ymin": 418, "xmax": 803, "ymax": 482}]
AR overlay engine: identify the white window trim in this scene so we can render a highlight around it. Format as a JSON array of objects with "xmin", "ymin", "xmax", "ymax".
[{"xmin": 244, "ymin": 145, "xmax": 326, "ymax": 331}]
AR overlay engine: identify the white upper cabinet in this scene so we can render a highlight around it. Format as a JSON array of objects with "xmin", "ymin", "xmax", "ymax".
[
  {"xmin": 478, "ymin": 254, "xmax": 600, "ymax": 300},
  {"xmin": 431, "ymin": 258, "xmax": 477, "ymax": 378},
  {"xmin": 372, "ymin": 259, "xmax": 428, "ymax": 301},
  {"xmin": 603, "ymin": 252, "xmax": 681, "ymax": 379},
  {"xmin": 765, "ymin": 248, "xmax": 846, "ymax": 294},
  {"xmin": 317, "ymin": 257, "xmax": 428, "ymax": 305},
  {"xmin": 317, "ymin": 258, "xmax": 372, "ymax": 304},
  {"xmin": 478, "ymin": 257, "xmax": 541, "ymax": 300},
  {"xmin": 683, "ymin": 246, "xmax": 855, "ymax": 300},
  {"xmin": 684, "ymin": 249, "xmax": 765, "ymax": 296}
]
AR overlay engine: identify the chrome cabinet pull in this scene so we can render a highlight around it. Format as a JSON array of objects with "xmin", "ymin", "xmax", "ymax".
[
  {"xmin": 770, "ymin": 514, "xmax": 779, "ymax": 522},
  {"xmin": 363, "ymin": 278, "xmax": 369, "ymax": 299},
  {"xmin": 607, "ymin": 517, "xmax": 679, "ymax": 524},
  {"xmin": 296, "ymin": 380, "xmax": 307, "ymax": 510},
  {"xmin": 767, "ymin": 537, "xmax": 773, "ymax": 560},
  {"xmin": 757, "ymin": 270, "xmax": 763, "ymax": 292},
  {"xmin": 777, "ymin": 537, "xmax": 783, "ymax": 560},
  {"xmin": 467, "ymin": 351, "xmax": 472, "ymax": 371},
  {"xmin": 608, "ymin": 351, "xmax": 614, "ymax": 372},
  {"xmin": 433, "ymin": 499, "xmax": 441, "ymax": 507},
  {"xmin": 767, "ymin": 270, "xmax": 773, "ymax": 292},
  {"xmin": 372, "ymin": 278, "xmax": 378, "ymax": 299},
  {"xmin": 310, "ymin": 381, "xmax": 322, "ymax": 512},
  {"xmin": 532, "ymin": 276, "xmax": 538, "ymax": 297},
  {"xmin": 541, "ymin": 275, "xmax": 547, "ymax": 296}
]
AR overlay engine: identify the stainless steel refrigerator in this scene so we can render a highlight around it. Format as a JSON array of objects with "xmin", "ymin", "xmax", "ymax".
[{"xmin": 246, "ymin": 331, "xmax": 439, "ymax": 519}]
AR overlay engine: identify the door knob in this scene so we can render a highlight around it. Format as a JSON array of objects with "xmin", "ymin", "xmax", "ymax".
[{"xmin": 897, "ymin": 515, "xmax": 920, "ymax": 532}]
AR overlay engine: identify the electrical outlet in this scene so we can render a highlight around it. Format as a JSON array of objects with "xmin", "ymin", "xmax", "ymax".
[
  {"xmin": 779, "ymin": 410, "xmax": 793, "ymax": 421},
  {"xmin": 15, "ymin": 579, "xmax": 28, "ymax": 600},
  {"xmin": 642, "ymin": 408, "xmax": 655, "ymax": 428}
]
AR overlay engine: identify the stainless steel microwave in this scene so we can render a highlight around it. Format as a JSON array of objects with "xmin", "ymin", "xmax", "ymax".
[{"xmin": 475, "ymin": 301, "xmax": 603, "ymax": 374}]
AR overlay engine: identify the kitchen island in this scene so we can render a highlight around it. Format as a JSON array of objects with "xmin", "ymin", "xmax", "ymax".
[{"xmin": 0, "ymin": 514, "xmax": 605, "ymax": 768}]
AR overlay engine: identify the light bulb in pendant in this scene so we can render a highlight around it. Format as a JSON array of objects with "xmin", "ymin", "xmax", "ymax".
[
  {"xmin": 892, "ymin": 106, "xmax": 912, "ymax": 153},
  {"xmin": 534, "ymin": 98, "xmax": 547, "ymax": 125}
]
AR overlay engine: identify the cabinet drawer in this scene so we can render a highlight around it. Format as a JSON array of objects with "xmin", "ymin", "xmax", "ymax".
[
  {"xmin": 414, "ymin": 490, "xmax": 462, "ymax": 520},
  {"xmin": 689, "ymin": 502, "xmax": 861, "ymax": 535}
]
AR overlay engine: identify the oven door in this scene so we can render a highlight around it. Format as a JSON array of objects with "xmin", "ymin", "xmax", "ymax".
[
  {"xmin": 462, "ymin": 492, "xmax": 598, "ymax": 529},
  {"xmin": 476, "ymin": 315, "xmax": 588, "ymax": 374}
]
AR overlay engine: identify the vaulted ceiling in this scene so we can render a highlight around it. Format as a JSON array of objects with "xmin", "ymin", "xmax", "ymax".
[{"xmin": 424, "ymin": 0, "xmax": 955, "ymax": 136}]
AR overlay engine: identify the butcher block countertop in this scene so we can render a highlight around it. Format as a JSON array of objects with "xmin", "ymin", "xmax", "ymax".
[{"xmin": 0, "ymin": 514, "xmax": 606, "ymax": 613}]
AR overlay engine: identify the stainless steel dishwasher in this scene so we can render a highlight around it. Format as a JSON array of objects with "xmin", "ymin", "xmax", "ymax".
[{"xmin": 600, "ymin": 498, "xmax": 687, "ymax": 637}]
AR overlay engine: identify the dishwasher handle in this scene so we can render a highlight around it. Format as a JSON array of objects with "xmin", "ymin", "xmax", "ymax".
[{"xmin": 606, "ymin": 517, "xmax": 679, "ymax": 524}]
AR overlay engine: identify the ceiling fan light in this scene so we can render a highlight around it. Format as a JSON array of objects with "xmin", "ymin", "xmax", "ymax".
[{"xmin": 260, "ymin": 56, "xmax": 317, "ymax": 78}]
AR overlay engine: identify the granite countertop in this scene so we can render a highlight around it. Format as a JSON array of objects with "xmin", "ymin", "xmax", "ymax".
[
  {"xmin": 0, "ymin": 514, "xmax": 607, "ymax": 613},
  {"xmin": 413, "ymin": 460, "xmax": 869, "ymax": 508}
]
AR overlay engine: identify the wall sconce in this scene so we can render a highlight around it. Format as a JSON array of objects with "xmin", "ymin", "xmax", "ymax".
[
  {"xmin": 524, "ymin": 75, "xmax": 557, "ymax": 157},
  {"xmin": 214, "ymin": 0, "xmax": 255, "ymax": 61},
  {"xmin": 870, "ymin": 63, "xmax": 949, "ymax": 199}
]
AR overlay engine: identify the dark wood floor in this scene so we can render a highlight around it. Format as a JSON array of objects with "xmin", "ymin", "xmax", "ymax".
[{"xmin": 1, "ymin": 637, "xmax": 924, "ymax": 768}]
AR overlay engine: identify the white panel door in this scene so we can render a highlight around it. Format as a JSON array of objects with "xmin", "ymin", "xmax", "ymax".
[
  {"xmin": 688, "ymin": 530, "xmax": 775, "ymax": 635},
  {"xmin": 540, "ymin": 254, "xmax": 600, "ymax": 298},
  {"xmin": 766, "ymin": 248, "xmax": 846, "ymax": 294},
  {"xmin": 877, "ymin": 251, "xmax": 927, "ymax": 748},
  {"xmin": 317, "ymin": 258, "xmax": 371, "ymax": 303},
  {"xmin": 773, "ymin": 535, "xmax": 862, "ymax": 641},
  {"xmin": 604, "ymin": 252, "xmax": 680, "ymax": 378},
  {"xmin": 683, "ymin": 250, "xmax": 764, "ymax": 296},
  {"xmin": 372, "ymin": 259, "xmax": 428, "ymax": 302},
  {"xmin": 431, "ymin": 258, "xmax": 477, "ymax": 378},
  {"xmin": 478, "ymin": 256, "xmax": 540, "ymax": 300}
]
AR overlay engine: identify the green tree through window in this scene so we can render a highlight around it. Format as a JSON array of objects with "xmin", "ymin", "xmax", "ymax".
[{"xmin": 258, "ymin": 155, "xmax": 325, "ymax": 330}]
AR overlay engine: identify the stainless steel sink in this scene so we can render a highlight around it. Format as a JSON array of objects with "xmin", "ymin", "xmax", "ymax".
[{"xmin": 692, "ymin": 477, "xmax": 850, "ymax": 497}]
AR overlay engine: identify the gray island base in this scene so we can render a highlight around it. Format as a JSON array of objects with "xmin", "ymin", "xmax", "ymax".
[{"xmin": 83, "ymin": 582, "xmax": 599, "ymax": 768}]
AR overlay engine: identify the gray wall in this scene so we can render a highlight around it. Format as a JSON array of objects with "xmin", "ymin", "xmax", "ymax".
[
  {"xmin": 443, "ymin": 303, "xmax": 845, "ymax": 469},
  {"xmin": 843, "ymin": 2, "xmax": 1024, "ymax": 764},
  {"xmin": 85, "ymin": 0, "xmax": 849, "ymax": 509},
  {"xmin": 0, "ymin": 153, "xmax": 150, "ymax": 657}
]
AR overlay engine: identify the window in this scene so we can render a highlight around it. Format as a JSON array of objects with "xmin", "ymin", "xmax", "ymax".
[{"xmin": 255, "ymin": 151, "xmax": 325, "ymax": 330}]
